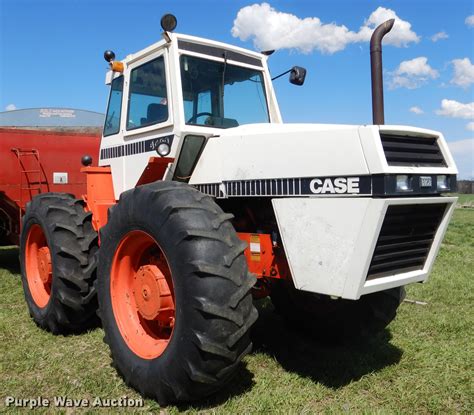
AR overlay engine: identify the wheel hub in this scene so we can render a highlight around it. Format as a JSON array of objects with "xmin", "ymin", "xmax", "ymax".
[
  {"xmin": 133, "ymin": 265, "xmax": 173, "ymax": 320},
  {"xmin": 37, "ymin": 246, "xmax": 52, "ymax": 284},
  {"xmin": 111, "ymin": 230, "xmax": 176, "ymax": 359}
]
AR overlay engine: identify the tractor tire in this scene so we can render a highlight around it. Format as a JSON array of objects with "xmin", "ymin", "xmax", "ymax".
[
  {"xmin": 20, "ymin": 193, "xmax": 99, "ymax": 334},
  {"xmin": 97, "ymin": 181, "xmax": 257, "ymax": 405},
  {"xmin": 271, "ymin": 280, "xmax": 405, "ymax": 343}
]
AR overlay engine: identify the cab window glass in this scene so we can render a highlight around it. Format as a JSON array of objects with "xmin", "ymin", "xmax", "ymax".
[
  {"xmin": 104, "ymin": 76, "xmax": 123, "ymax": 136},
  {"xmin": 127, "ymin": 56, "xmax": 168, "ymax": 130},
  {"xmin": 180, "ymin": 55, "xmax": 269, "ymax": 128}
]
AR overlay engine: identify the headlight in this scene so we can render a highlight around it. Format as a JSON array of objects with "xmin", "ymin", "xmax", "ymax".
[
  {"xmin": 157, "ymin": 143, "xmax": 170, "ymax": 157},
  {"xmin": 437, "ymin": 175, "xmax": 449, "ymax": 191},
  {"xmin": 396, "ymin": 175, "xmax": 412, "ymax": 192}
]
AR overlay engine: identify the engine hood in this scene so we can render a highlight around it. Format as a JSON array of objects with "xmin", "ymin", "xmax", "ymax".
[{"xmin": 189, "ymin": 123, "xmax": 370, "ymax": 185}]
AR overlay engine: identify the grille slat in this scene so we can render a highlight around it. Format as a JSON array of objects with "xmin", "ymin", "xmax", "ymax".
[
  {"xmin": 377, "ymin": 232, "xmax": 436, "ymax": 244},
  {"xmin": 374, "ymin": 238, "xmax": 433, "ymax": 252},
  {"xmin": 384, "ymin": 151, "xmax": 445, "ymax": 162},
  {"xmin": 381, "ymin": 133, "xmax": 446, "ymax": 167},
  {"xmin": 368, "ymin": 257, "xmax": 428, "ymax": 274},
  {"xmin": 382, "ymin": 141, "xmax": 440, "ymax": 152},
  {"xmin": 372, "ymin": 247, "xmax": 430, "ymax": 263},
  {"xmin": 367, "ymin": 204, "xmax": 447, "ymax": 280}
]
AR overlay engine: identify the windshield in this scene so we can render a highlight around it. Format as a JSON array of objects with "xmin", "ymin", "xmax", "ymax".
[{"xmin": 180, "ymin": 55, "xmax": 269, "ymax": 128}]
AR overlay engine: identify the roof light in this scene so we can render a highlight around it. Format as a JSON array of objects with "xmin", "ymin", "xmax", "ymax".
[
  {"xmin": 110, "ymin": 61, "xmax": 124, "ymax": 72},
  {"xmin": 160, "ymin": 14, "xmax": 177, "ymax": 32},
  {"xmin": 104, "ymin": 50, "xmax": 115, "ymax": 63}
]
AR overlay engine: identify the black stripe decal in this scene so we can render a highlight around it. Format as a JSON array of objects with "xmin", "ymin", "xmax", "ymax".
[
  {"xmin": 194, "ymin": 176, "xmax": 372, "ymax": 198},
  {"xmin": 99, "ymin": 134, "xmax": 174, "ymax": 160}
]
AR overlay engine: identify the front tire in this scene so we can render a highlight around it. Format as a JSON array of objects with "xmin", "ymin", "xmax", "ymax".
[
  {"xmin": 97, "ymin": 181, "xmax": 257, "ymax": 404},
  {"xmin": 20, "ymin": 193, "xmax": 99, "ymax": 334}
]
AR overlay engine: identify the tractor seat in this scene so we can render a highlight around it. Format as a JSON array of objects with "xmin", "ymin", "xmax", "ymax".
[{"xmin": 141, "ymin": 103, "xmax": 168, "ymax": 125}]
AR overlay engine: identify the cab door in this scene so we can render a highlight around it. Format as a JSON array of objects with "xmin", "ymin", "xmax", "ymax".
[{"xmin": 102, "ymin": 48, "xmax": 175, "ymax": 199}]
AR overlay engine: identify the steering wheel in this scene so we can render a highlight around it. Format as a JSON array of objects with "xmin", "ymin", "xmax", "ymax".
[{"xmin": 187, "ymin": 112, "xmax": 213, "ymax": 124}]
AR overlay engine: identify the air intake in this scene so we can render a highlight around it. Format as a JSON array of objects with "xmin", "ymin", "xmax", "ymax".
[
  {"xmin": 367, "ymin": 203, "xmax": 447, "ymax": 280},
  {"xmin": 381, "ymin": 133, "xmax": 446, "ymax": 167}
]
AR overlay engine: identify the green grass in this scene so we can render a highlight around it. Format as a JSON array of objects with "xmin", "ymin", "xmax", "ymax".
[
  {"xmin": 454, "ymin": 193, "xmax": 474, "ymax": 206},
  {"xmin": 1, "ymin": 203, "xmax": 473, "ymax": 413}
]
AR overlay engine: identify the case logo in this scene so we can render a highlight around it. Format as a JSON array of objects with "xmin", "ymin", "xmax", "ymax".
[{"xmin": 309, "ymin": 177, "xmax": 360, "ymax": 194}]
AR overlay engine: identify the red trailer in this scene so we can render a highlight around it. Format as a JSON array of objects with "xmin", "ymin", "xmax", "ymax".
[{"xmin": 0, "ymin": 127, "xmax": 101, "ymax": 245}]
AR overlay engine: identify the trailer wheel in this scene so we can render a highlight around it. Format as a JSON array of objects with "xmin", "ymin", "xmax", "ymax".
[
  {"xmin": 97, "ymin": 181, "xmax": 257, "ymax": 405},
  {"xmin": 271, "ymin": 280, "xmax": 405, "ymax": 343},
  {"xmin": 20, "ymin": 193, "xmax": 99, "ymax": 333}
]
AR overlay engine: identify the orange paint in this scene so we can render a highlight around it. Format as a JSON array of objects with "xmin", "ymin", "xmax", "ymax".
[
  {"xmin": 25, "ymin": 224, "xmax": 52, "ymax": 308},
  {"xmin": 237, "ymin": 232, "xmax": 290, "ymax": 280},
  {"xmin": 110, "ymin": 230, "xmax": 175, "ymax": 359},
  {"xmin": 82, "ymin": 158, "xmax": 174, "ymax": 235},
  {"xmin": 136, "ymin": 157, "xmax": 174, "ymax": 186},
  {"xmin": 110, "ymin": 61, "xmax": 124, "ymax": 72},
  {"xmin": 81, "ymin": 166, "xmax": 115, "ymax": 232}
]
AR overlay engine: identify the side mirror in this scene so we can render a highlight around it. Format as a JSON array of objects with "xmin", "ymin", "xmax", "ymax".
[{"xmin": 289, "ymin": 66, "xmax": 306, "ymax": 86}]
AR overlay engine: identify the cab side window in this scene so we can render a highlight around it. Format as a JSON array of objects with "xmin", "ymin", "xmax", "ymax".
[
  {"xmin": 104, "ymin": 76, "xmax": 123, "ymax": 136},
  {"xmin": 127, "ymin": 56, "xmax": 168, "ymax": 130}
]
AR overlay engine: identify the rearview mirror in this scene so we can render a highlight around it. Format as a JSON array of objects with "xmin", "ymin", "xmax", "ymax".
[{"xmin": 289, "ymin": 66, "xmax": 306, "ymax": 86}]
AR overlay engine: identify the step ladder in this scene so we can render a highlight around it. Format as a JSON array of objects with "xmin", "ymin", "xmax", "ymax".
[{"xmin": 11, "ymin": 148, "xmax": 46, "ymax": 227}]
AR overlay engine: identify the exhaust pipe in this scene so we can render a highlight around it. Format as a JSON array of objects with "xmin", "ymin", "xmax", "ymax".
[{"xmin": 370, "ymin": 19, "xmax": 395, "ymax": 125}]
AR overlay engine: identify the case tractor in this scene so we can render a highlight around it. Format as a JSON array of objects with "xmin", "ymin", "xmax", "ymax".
[{"xmin": 20, "ymin": 15, "xmax": 458, "ymax": 404}]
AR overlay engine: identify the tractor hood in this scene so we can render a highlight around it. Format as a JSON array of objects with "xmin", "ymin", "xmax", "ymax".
[
  {"xmin": 189, "ymin": 123, "xmax": 370, "ymax": 186},
  {"xmin": 188, "ymin": 122, "xmax": 457, "ymax": 198}
]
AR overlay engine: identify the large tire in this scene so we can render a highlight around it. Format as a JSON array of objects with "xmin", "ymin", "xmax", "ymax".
[
  {"xmin": 271, "ymin": 280, "xmax": 405, "ymax": 343},
  {"xmin": 97, "ymin": 181, "xmax": 258, "ymax": 405},
  {"xmin": 20, "ymin": 193, "xmax": 99, "ymax": 334}
]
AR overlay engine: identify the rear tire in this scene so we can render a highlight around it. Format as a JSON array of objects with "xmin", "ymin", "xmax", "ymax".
[
  {"xmin": 97, "ymin": 181, "xmax": 257, "ymax": 405},
  {"xmin": 20, "ymin": 193, "xmax": 99, "ymax": 334},
  {"xmin": 271, "ymin": 280, "xmax": 405, "ymax": 343}
]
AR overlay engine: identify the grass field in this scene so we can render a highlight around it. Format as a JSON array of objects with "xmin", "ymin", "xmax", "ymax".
[{"xmin": 1, "ymin": 197, "xmax": 473, "ymax": 413}]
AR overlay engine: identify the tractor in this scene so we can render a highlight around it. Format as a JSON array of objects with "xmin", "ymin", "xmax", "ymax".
[{"xmin": 20, "ymin": 14, "xmax": 458, "ymax": 404}]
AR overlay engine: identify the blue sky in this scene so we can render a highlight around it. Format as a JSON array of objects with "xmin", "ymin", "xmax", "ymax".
[{"xmin": 1, "ymin": 0, "xmax": 473, "ymax": 177}]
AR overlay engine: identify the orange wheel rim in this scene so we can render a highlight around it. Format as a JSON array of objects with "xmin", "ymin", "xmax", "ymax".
[
  {"xmin": 110, "ymin": 230, "xmax": 175, "ymax": 359},
  {"xmin": 25, "ymin": 224, "xmax": 52, "ymax": 308}
]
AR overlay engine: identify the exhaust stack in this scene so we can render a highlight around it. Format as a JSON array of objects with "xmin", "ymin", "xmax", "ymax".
[{"xmin": 370, "ymin": 19, "xmax": 395, "ymax": 125}]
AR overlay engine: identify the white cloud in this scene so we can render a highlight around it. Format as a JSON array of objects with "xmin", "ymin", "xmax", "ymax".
[
  {"xmin": 465, "ymin": 15, "xmax": 474, "ymax": 27},
  {"xmin": 410, "ymin": 106, "xmax": 424, "ymax": 114},
  {"xmin": 450, "ymin": 58, "xmax": 474, "ymax": 88},
  {"xmin": 467, "ymin": 122, "xmax": 474, "ymax": 131},
  {"xmin": 436, "ymin": 99, "xmax": 474, "ymax": 119},
  {"xmin": 5, "ymin": 104, "xmax": 17, "ymax": 111},
  {"xmin": 354, "ymin": 7, "xmax": 420, "ymax": 47},
  {"xmin": 430, "ymin": 31, "xmax": 448, "ymax": 42},
  {"xmin": 447, "ymin": 138, "xmax": 474, "ymax": 179},
  {"xmin": 389, "ymin": 57, "xmax": 439, "ymax": 89},
  {"xmin": 231, "ymin": 3, "xmax": 419, "ymax": 54}
]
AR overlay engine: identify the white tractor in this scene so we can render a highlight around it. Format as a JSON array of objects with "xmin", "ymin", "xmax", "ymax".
[{"xmin": 20, "ymin": 14, "xmax": 457, "ymax": 404}]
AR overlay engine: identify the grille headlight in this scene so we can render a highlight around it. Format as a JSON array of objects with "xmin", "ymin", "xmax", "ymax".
[
  {"xmin": 157, "ymin": 143, "xmax": 170, "ymax": 157},
  {"xmin": 437, "ymin": 175, "xmax": 449, "ymax": 191},
  {"xmin": 396, "ymin": 175, "xmax": 412, "ymax": 192}
]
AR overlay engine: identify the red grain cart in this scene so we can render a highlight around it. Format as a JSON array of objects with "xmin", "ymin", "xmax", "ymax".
[{"xmin": 0, "ymin": 127, "xmax": 100, "ymax": 245}]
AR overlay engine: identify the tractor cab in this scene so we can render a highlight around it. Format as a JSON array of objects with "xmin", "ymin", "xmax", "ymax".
[{"xmin": 100, "ymin": 22, "xmax": 293, "ymax": 197}]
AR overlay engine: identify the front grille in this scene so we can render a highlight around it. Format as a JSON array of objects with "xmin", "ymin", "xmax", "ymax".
[
  {"xmin": 367, "ymin": 203, "xmax": 447, "ymax": 280},
  {"xmin": 381, "ymin": 133, "xmax": 446, "ymax": 167}
]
